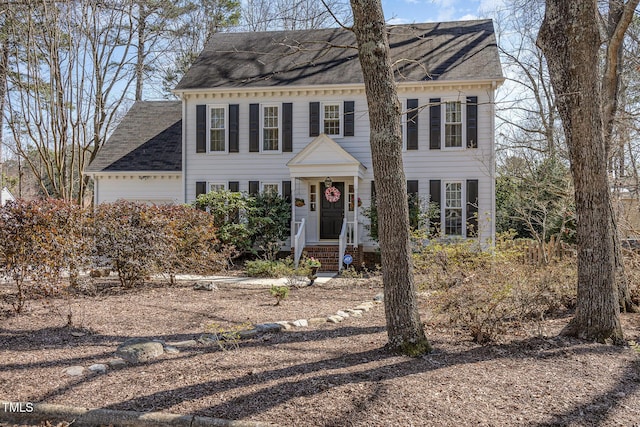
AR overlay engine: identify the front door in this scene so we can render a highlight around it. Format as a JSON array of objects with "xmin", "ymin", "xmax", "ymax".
[{"xmin": 320, "ymin": 182, "xmax": 344, "ymax": 239}]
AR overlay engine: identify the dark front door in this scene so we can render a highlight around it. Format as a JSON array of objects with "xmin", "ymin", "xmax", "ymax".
[{"xmin": 320, "ymin": 181, "xmax": 344, "ymax": 239}]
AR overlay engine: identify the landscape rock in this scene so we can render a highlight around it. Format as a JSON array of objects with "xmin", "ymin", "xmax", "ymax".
[
  {"xmin": 197, "ymin": 334, "xmax": 220, "ymax": 345},
  {"xmin": 64, "ymin": 366, "xmax": 86, "ymax": 376},
  {"xmin": 237, "ymin": 328, "xmax": 259, "ymax": 339},
  {"xmin": 88, "ymin": 363, "xmax": 108, "ymax": 374},
  {"xmin": 193, "ymin": 281, "xmax": 218, "ymax": 291},
  {"xmin": 168, "ymin": 340, "xmax": 197, "ymax": 347},
  {"xmin": 345, "ymin": 309, "xmax": 363, "ymax": 317},
  {"xmin": 255, "ymin": 323, "xmax": 284, "ymax": 333},
  {"xmin": 308, "ymin": 317, "xmax": 328, "ymax": 325},
  {"xmin": 275, "ymin": 321, "xmax": 293, "ymax": 330},
  {"xmin": 327, "ymin": 315, "xmax": 344, "ymax": 323},
  {"xmin": 116, "ymin": 338, "xmax": 164, "ymax": 363},
  {"xmin": 354, "ymin": 304, "xmax": 371, "ymax": 312},
  {"xmin": 292, "ymin": 319, "xmax": 308, "ymax": 327},
  {"xmin": 373, "ymin": 293, "xmax": 384, "ymax": 302},
  {"xmin": 336, "ymin": 310, "xmax": 350, "ymax": 318},
  {"xmin": 163, "ymin": 346, "xmax": 180, "ymax": 354},
  {"xmin": 106, "ymin": 358, "xmax": 127, "ymax": 369}
]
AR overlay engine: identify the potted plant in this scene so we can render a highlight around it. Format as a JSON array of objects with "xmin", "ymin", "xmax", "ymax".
[
  {"xmin": 295, "ymin": 198, "xmax": 305, "ymax": 207},
  {"xmin": 305, "ymin": 257, "xmax": 321, "ymax": 285}
]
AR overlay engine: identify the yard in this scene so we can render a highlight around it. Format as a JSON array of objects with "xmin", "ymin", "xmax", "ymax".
[{"xmin": 1, "ymin": 275, "xmax": 639, "ymax": 426}]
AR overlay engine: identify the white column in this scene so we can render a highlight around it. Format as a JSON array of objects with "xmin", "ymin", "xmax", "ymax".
[
  {"xmin": 354, "ymin": 175, "xmax": 358, "ymax": 248},
  {"xmin": 291, "ymin": 177, "xmax": 296, "ymax": 247}
]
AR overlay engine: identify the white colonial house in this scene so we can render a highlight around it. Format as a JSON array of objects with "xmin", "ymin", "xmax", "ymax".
[{"xmin": 85, "ymin": 20, "xmax": 504, "ymax": 270}]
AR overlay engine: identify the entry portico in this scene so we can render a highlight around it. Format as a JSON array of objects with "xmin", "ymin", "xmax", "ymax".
[{"xmin": 287, "ymin": 134, "xmax": 367, "ymax": 268}]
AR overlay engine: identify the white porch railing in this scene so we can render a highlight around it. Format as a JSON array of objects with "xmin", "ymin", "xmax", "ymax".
[
  {"xmin": 293, "ymin": 218, "xmax": 306, "ymax": 267},
  {"xmin": 338, "ymin": 220, "xmax": 356, "ymax": 272}
]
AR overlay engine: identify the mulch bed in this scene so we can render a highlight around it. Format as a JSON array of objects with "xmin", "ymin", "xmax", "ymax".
[{"xmin": 1, "ymin": 277, "xmax": 639, "ymax": 426}]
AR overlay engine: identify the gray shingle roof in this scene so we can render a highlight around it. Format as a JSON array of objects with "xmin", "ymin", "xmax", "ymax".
[
  {"xmin": 175, "ymin": 19, "xmax": 502, "ymax": 90},
  {"xmin": 86, "ymin": 101, "xmax": 182, "ymax": 173}
]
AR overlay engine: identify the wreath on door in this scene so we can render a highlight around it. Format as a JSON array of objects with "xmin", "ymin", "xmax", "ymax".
[{"xmin": 324, "ymin": 186, "xmax": 341, "ymax": 203}]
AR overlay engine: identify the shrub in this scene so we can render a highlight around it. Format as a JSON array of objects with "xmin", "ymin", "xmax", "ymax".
[
  {"xmin": 247, "ymin": 191, "xmax": 291, "ymax": 260},
  {"xmin": 245, "ymin": 259, "xmax": 295, "ymax": 278},
  {"xmin": 92, "ymin": 201, "xmax": 167, "ymax": 288},
  {"xmin": 155, "ymin": 205, "xmax": 234, "ymax": 282},
  {"xmin": 269, "ymin": 285, "xmax": 289, "ymax": 306},
  {"xmin": 193, "ymin": 190, "xmax": 253, "ymax": 255},
  {"xmin": 193, "ymin": 189, "xmax": 291, "ymax": 260},
  {"xmin": 0, "ymin": 199, "xmax": 90, "ymax": 312},
  {"xmin": 417, "ymin": 238, "xmax": 577, "ymax": 343}
]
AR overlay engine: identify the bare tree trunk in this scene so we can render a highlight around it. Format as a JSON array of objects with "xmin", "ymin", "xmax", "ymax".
[
  {"xmin": 601, "ymin": 0, "xmax": 640, "ymax": 313},
  {"xmin": 538, "ymin": 1, "xmax": 623, "ymax": 343},
  {"xmin": 349, "ymin": 0, "xmax": 430, "ymax": 355}
]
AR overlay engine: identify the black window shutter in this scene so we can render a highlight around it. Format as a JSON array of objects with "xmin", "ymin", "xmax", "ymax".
[
  {"xmin": 229, "ymin": 104, "xmax": 239, "ymax": 153},
  {"xmin": 467, "ymin": 179, "xmax": 479, "ymax": 237},
  {"xmin": 466, "ymin": 96, "xmax": 478, "ymax": 148},
  {"xmin": 228, "ymin": 181, "xmax": 240, "ymax": 192},
  {"xmin": 370, "ymin": 180, "xmax": 376, "ymax": 200},
  {"xmin": 282, "ymin": 180, "xmax": 292, "ymax": 202},
  {"xmin": 429, "ymin": 98, "xmax": 441, "ymax": 150},
  {"xmin": 407, "ymin": 99, "xmax": 419, "ymax": 150},
  {"xmin": 407, "ymin": 180, "xmax": 419, "ymax": 195},
  {"xmin": 309, "ymin": 102, "xmax": 320, "ymax": 137},
  {"xmin": 196, "ymin": 105, "xmax": 206, "ymax": 153},
  {"xmin": 283, "ymin": 103, "xmax": 293, "ymax": 152},
  {"xmin": 407, "ymin": 180, "xmax": 419, "ymax": 228},
  {"xmin": 196, "ymin": 181, "xmax": 207, "ymax": 197},
  {"xmin": 344, "ymin": 101, "xmax": 355, "ymax": 136},
  {"xmin": 249, "ymin": 180, "xmax": 259, "ymax": 196},
  {"xmin": 429, "ymin": 180, "xmax": 441, "ymax": 234},
  {"xmin": 249, "ymin": 104, "xmax": 259, "ymax": 152}
]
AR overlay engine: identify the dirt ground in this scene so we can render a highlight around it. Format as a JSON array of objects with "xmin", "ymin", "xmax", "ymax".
[{"xmin": 1, "ymin": 277, "xmax": 639, "ymax": 426}]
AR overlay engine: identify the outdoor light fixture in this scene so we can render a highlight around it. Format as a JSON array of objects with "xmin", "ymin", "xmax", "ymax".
[{"xmin": 324, "ymin": 177, "xmax": 333, "ymax": 188}]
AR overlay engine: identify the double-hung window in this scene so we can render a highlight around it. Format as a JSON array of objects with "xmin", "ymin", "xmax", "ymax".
[
  {"xmin": 209, "ymin": 105, "xmax": 227, "ymax": 152},
  {"xmin": 444, "ymin": 182, "xmax": 463, "ymax": 235},
  {"xmin": 444, "ymin": 101, "xmax": 463, "ymax": 148},
  {"xmin": 209, "ymin": 183, "xmax": 225, "ymax": 192},
  {"xmin": 322, "ymin": 102, "xmax": 342, "ymax": 137},
  {"xmin": 262, "ymin": 105, "xmax": 280, "ymax": 151},
  {"xmin": 262, "ymin": 183, "xmax": 279, "ymax": 195}
]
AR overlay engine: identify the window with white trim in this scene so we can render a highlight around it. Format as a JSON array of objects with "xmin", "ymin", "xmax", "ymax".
[
  {"xmin": 209, "ymin": 105, "xmax": 227, "ymax": 152},
  {"xmin": 444, "ymin": 181, "xmax": 463, "ymax": 235},
  {"xmin": 444, "ymin": 101, "xmax": 463, "ymax": 148},
  {"xmin": 209, "ymin": 183, "xmax": 225, "ymax": 192},
  {"xmin": 262, "ymin": 105, "xmax": 280, "ymax": 151},
  {"xmin": 322, "ymin": 102, "xmax": 342, "ymax": 137},
  {"xmin": 262, "ymin": 183, "xmax": 279, "ymax": 195}
]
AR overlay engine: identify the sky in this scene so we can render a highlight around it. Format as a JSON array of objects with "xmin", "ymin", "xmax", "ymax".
[{"xmin": 381, "ymin": 0, "xmax": 505, "ymax": 24}]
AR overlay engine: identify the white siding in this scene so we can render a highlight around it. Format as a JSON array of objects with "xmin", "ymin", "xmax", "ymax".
[
  {"xmin": 182, "ymin": 87, "xmax": 496, "ymax": 246},
  {"xmin": 95, "ymin": 175, "xmax": 182, "ymax": 205}
]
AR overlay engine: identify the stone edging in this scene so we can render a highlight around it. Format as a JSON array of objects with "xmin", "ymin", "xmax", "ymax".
[
  {"xmin": 0, "ymin": 401, "xmax": 277, "ymax": 427},
  {"xmin": 4, "ymin": 293, "xmax": 384, "ymax": 425}
]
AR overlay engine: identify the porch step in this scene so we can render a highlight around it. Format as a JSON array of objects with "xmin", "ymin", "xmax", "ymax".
[{"xmin": 302, "ymin": 245, "xmax": 340, "ymax": 272}]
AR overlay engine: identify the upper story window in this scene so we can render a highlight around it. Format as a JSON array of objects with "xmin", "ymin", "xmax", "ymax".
[
  {"xmin": 322, "ymin": 102, "xmax": 342, "ymax": 137},
  {"xmin": 444, "ymin": 101, "xmax": 463, "ymax": 148},
  {"xmin": 209, "ymin": 105, "xmax": 227, "ymax": 152},
  {"xmin": 429, "ymin": 97, "xmax": 477, "ymax": 150},
  {"xmin": 262, "ymin": 105, "xmax": 280, "ymax": 152}
]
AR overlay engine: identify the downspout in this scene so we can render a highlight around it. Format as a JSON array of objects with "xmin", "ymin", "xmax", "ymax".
[{"xmin": 181, "ymin": 95, "xmax": 187, "ymax": 203}]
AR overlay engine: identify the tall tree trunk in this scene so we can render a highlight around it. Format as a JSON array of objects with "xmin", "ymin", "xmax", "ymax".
[
  {"xmin": 349, "ymin": 0, "xmax": 431, "ymax": 355},
  {"xmin": 0, "ymin": 37, "xmax": 8, "ymax": 187},
  {"xmin": 601, "ymin": 0, "xmax": 640, "ymax": 313},
  {"xmin": 538, "ymin": 1, "xmax": 623, "ymax": 343}
]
